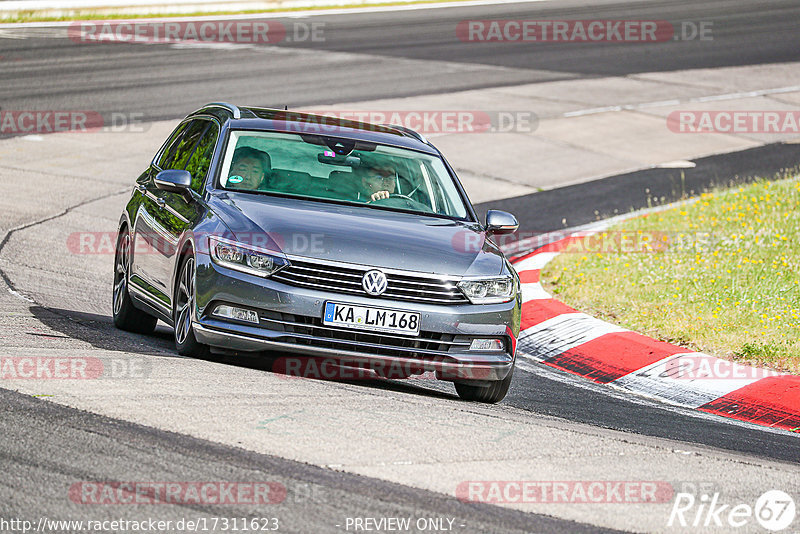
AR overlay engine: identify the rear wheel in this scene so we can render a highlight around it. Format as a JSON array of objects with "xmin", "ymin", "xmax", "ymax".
[
  {"xmin": 173, "ymin": 254, "xmax": 208, "ymax": 357},
  {"xmin": 454, "ymin": 365, "xmax": 514, "ymax": 403},
  {"xmin": 112, "ymin": 230, "xmax": 157, "ymax": 334}
]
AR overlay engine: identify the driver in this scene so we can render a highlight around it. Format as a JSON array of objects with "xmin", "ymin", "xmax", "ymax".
[
  {"xmin": 356, "ymin": 163, "xmax": 396, "ymax": 202},
  {"xmin": 227, "ymin": 147, "xmax": 271, "ymax": 190}
]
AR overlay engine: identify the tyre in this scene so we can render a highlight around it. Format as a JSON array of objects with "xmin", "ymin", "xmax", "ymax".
[
  {"xmin": 112, "ymin": 230, "xmax": 158, "ymax": 335},
  {"xmin": 454, "ymin": 365, "xmax": 514, "ymax": 403},
  {"xmin": 173, "ymin": 253, "xmax": 208, "ymax": 357}
]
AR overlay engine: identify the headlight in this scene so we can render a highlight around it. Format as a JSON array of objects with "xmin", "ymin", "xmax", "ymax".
[
  {"xmin": 208, "ymin": 236, "xmax": 289, "ymax": 277},
  {"xmin": 458, "ymin": 276, "xmax": 515, "ymax": 304}
]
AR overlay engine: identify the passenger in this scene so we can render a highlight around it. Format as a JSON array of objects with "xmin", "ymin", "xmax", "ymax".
[
  {"xmin": 355, "ymin": 163, "xmax": 397, "ymax": 202},
  {"xmin": 227, "ymin": 147, "xmax": 271, "ymax": 190}
]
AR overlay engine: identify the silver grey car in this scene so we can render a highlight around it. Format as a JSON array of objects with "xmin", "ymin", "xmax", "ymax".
[{"xmin": 113, "ymin": 103, "xmax": 521, "ymax": 402}]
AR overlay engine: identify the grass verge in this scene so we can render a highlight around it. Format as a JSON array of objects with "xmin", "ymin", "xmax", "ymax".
[{"xmin": 541, "ymin": 172, "xmax": 800, "ymax": 374}]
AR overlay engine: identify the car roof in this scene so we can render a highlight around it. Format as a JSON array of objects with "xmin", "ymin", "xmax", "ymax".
[{"xmin": 188, "ymin": 102, "xmax": 439, "ymax": 155}]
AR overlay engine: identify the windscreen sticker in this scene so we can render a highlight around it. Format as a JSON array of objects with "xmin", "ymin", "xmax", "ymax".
[{"xmin": 228, "ymin": 175, "xmax": 244, "ymax": 184}]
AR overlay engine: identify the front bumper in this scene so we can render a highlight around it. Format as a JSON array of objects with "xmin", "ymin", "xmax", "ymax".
[
  {"xmin": 193, "ymin": 321, "xmax": 514, "ymax": 381},
  {"xmin": 193, "ymin": 259, "xmax": 521, "ymax": 382}
]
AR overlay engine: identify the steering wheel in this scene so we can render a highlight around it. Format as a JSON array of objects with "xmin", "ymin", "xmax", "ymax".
[{"xmin": 369, "ymin": 193, "xmax": 429, "ymax": 210}]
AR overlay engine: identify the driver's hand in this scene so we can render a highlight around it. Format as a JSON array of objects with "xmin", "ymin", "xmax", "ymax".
[{"xmin": 369, "ymin": 190, "xmax": 391, "ymax": 202}]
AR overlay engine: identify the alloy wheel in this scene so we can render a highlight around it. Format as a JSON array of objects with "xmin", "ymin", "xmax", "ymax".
[
  {"xmin": 113, "ymin": 233, "xmax": 131, "ymax": 316},
  {"xmin": 175, "ymin": 258, "xmax": 195, "ymax": 345}
]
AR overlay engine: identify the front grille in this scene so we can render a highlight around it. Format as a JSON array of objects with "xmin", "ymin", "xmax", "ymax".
[
  {"xmin": 272, "ymin": 258, "xmax": 469, "ymax": 305},
  {"xmin": 259, "ymin": 310, "xmax": 470, "ymax": 359}
]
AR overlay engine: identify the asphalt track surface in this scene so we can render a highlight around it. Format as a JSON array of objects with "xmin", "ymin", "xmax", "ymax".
[
  {"xmin": 2, "ymin": 0, "xmax": 800, "ymax": 531},
  {"xmin": 0, "ymin": 0, "xmax": 798, "ymax": 122},
  {"xmin": 474, "ymin": 142, "xmax": 800, "ymax": 232},
  {"xmin": 1, "ymin": 387, "xmax": 616, "ymax": 534}
]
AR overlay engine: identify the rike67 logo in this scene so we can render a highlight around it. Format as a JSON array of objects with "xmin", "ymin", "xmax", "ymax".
[{"xmin": 668, "ymin": 490, "xmax": 796, "ymax": 531}]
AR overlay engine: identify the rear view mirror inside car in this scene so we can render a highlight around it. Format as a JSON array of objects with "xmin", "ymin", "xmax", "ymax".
[{"xmin": 317, "ymin": 152, "xmax": 362, "ymax": 166}]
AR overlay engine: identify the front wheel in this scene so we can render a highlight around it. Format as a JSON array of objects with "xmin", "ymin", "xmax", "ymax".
[
  {"xmin": 454, "ymin": 365, "xmax": 514, "ymax": 403},
  {"xmin": 112, "ymin": 230, "xmax": 157, "ymax": 335},
  {"xmin": 173, "ymin": 254, "xmax": 208, "ymax": 357}
]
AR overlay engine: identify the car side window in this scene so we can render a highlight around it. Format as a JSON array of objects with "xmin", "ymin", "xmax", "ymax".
[
  {"xmin": 161, "ymin": 120, "xmax": 208, "ymax": 171},
  {"xmin": 184, "ymin": 121, "xmax": 219, "ymax": 194},
  {"xmin": 156, "ymin": 122, "xmax": 190, "ymax": 170}
]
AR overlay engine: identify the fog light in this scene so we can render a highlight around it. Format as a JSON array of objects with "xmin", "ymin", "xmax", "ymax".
[
  {"xmin": 212, "ymin": 304, "xmax": 259, "ymax": 324},
  {"xmin": 469, "ymin": 338, "xmax": 505, "ymax": 351}
]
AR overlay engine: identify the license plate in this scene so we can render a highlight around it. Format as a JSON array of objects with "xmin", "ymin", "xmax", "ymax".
[{"xmin": 323, "ymin": 302, "xmax": 420, "ymax": 336}]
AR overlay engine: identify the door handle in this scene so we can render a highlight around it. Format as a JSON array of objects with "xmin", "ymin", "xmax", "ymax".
[{"xmin": 156, "ymin": 198, "xmax": 166, "ymax": 209}]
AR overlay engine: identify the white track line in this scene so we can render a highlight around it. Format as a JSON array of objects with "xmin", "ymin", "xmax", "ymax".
[{"xmin": 563, "ymin": 85, "xmax": 800, "ymax": 117}]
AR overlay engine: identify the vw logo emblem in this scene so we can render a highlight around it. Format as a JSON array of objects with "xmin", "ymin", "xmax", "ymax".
[{"xmin": 362, "ymin": 270, "xmax": 388, "ymax": 296}]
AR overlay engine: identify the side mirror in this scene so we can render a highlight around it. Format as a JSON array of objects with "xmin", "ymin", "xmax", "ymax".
[
  {"xmin": 485, "ymin": 210, "xmax": 519, "ymax": 235},
  {"xmin": 154, "ymin": 169, "xmax": 192, "ymax": 194}
]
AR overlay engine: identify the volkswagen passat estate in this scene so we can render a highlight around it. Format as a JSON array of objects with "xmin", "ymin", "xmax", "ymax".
[{"xmin": 113, "ymin": 103, "xmax": 521, "ymax": 402}]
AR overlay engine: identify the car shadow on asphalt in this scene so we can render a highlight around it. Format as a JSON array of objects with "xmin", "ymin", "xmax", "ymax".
[
  {"xmin": 29, "ymin": 305, "xmax": 176, "ymax": 356},
  {"xmin": 29, "ymin": 305, "xmax": 460, "ymax": 401},
  {"xmin": 196, "ymin": 349, "xmax": 461, "ymax": 401}
]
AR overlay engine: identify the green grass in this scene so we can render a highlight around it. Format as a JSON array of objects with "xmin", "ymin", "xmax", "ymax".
[{"xmin": 541, "ymin": 173, "xmax": 800, "ymax": 374}]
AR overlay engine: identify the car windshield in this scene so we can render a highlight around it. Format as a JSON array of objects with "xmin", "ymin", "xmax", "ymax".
[{"xmin": 218, "ymin": 130, "xmax": 469, "ymax": 219}]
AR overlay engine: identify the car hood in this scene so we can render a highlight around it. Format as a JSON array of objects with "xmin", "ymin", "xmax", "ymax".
[{"xmin": 207, "ymin": 192, "xmax": 505, "ymax": 277}]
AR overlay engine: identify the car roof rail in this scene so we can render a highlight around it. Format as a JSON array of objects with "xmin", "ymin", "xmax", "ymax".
[
  {"xmin": 380, "ymin": 124, "xmax": 429, "ymax": 145},
  {"xmin": 202, "ymin": 102, "xmax": 241, "ymax": 119}
]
